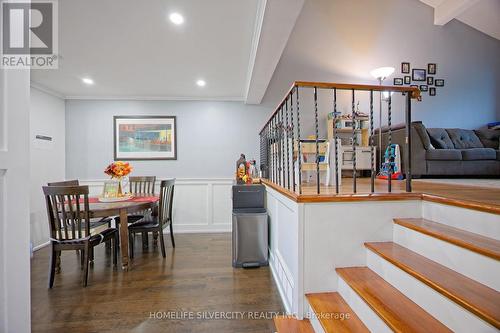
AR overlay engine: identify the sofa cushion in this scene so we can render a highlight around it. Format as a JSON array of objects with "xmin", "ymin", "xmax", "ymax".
[
  {"xmin": 427, "ymin": 128, "xmax": 454, "ymax": 149},
  {"xmin": 447, "ymin": 128, "xmax": 483, "ymax": 149},
  {"xmin": 413, "ymin": 122, "xmax": 432, "ymax": 150},
  {"xmin": 474, "ymin": 129, "xmax": 500, "ymax": 149},
  {"xmin": 460, "ymin": 148, "xmax": 496, "ymax": 160},
  {"xmin": 426, "ymin": 149, "xmax": 462, "ymax": 161}
]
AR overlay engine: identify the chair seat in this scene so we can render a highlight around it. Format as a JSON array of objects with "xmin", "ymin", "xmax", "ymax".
[
  {"xmin": 128, "ymin": 217, "xmax": 160, "ymax": 231},
  {"xmin": 115, "ymin": 214, "xmax": 145, "ymax": 224},
  {"xmin": 90, "ymin": 217, "xmax": 112, "ymax": 228},
  {"xmin": 55, "ymin": 227, "xmax": 117, "ymax": 245}
]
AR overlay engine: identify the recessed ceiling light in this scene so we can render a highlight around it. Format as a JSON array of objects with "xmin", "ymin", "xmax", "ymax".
[
  {"xmin": 196, "ymin": 79, "xmax": 206, "ymax": 87},
  {"xmin": 169, "ymin": 12, "xmax": 184, "ymax": 25},
  {"xmin": 82, "ymin": 77, "xmax": 94, "ymax": 85}
]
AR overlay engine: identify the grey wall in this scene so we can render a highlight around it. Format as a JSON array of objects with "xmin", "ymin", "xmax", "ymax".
[
  {"xmin": 65, "ymin": 100, "xmax": 270, "ymax": 179},
  {"xmin": 30, "ymin": 87, "xmax": 66, "ymax": 247},
  {"xmin": 262, "ymin": 0, "xmax": 500, "ymax": 131}
]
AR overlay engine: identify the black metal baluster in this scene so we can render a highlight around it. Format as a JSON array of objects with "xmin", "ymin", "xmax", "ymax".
[
  {"xmin": 333, "ymin": 88, "xmax": 339, "ymax": 194},
  {"xmin": 405, "ymin": 91, "xmax": 412, "ymax": 192},
  {"xmin": 351, "ymin": 89, "xmax": 357, "ymax": 193},
  {"xmin": 370, "ymin": 90, "xmax": 375, "ymax": 193},
  {"xmin": 388, "ymin": 93, "xmax": 392, "ymax": 193},
  {"xmin": 280, "ymin": 105, "xmax": 286, "ymax": 187},
  {"xmin": 296, "ymin": 86, "xmax": 302, "ymax": 194},
  {"xmin": 290, "ymin": 91, "xmax": 296, "ymax": 193},
  {"xmin": 314, "ymin": 87, "xmax": 320, "ymax": 194},
  {"xmin": 271, "ymin": 115, "xmax": 276, "ymax": 184},
  {"xmin": 278, "ymin": 106, "xmax": 282, "ymax": 187},
  {"xmin": 285, "ymin": 96, "xmax": 290, "ymax": 190}
]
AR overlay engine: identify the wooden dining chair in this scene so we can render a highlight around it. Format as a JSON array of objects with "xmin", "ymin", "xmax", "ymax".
[
  {"xmin": 48, "ymin": 179, "xmax": 114, "ymax": 254},
  {"xmin": 43, "ymin": 185, "xmax": 118, "ymax": 287},
  {"xmin": 115, "ymin": 176, "xmax": 157, "ymax": 247},
  {"xmin": 128, "ymin": 179, "xmax": 175, "ymax": 258}
]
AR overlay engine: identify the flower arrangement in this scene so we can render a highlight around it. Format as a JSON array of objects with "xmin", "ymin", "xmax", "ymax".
[{"xmin": 104, "ymin": 161, "xmax": 132, "ymax": 179}]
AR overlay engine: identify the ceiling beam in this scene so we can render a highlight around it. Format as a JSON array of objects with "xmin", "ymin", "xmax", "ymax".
[
  {"xmin": 244, "ymin": 0, "xmax": 304, "ymax": 105},
  {"xmin": 434, "ymin": 0, "xmax": 481, "ymax": 25}
]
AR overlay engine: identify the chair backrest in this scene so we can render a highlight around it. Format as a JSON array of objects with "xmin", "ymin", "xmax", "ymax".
[
  {"xmin": 158, "ymin": 179, "xmax": 175, "ymax": 227},
  {"xmin": 43, "ymin": 185, "xmax": 91, "ymax": 241},
  {"xmin": 129, "ymin": 176, "xmax": 156, "ymax": 195},
  {"xmin": 48, "ymin": 180, "xmax": 79, "ymax": 186}
]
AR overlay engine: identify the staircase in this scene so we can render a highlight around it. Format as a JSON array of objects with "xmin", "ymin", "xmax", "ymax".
[{"xmin": 275, "ymin": 214, "xmax": 500, "ymax": 332}]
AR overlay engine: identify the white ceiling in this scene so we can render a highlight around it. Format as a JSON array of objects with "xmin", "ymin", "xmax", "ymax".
[
  {"xmin": 31, "ymin": 0, "xmax": 261, "ymax": 100},
  {"xmin": 420, "ymin": 0, "xmax": 500, "ymax": 40}
]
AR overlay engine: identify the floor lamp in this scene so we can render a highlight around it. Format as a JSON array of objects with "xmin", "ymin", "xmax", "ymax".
[{"xmin": 370, "ymin": 66, "xmax": 395, "ymax": 171}]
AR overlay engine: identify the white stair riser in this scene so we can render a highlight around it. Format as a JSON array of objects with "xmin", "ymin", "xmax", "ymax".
[
  {"xmin": 306, "ymin": 303, "xmax": 326, "ymax": 333},
  {"xmin": 367, "ymin": 249, "xmax": 498, "ymax": 333},
  {"xmin": 337, "ymin": 277, "xmax": 393, "ymax": 333},
  {"xmin": 394, "ymin": 225, "xmax": 500, "ymax": 290},
  {"xmin": 422, "ymin": 202, "xmax": 500, "ymax": 240}
]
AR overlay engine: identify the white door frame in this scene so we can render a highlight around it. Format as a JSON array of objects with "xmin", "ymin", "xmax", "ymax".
[{"xmin": 0, "ymin": 68, "xmax": 31, "ymax": 330}]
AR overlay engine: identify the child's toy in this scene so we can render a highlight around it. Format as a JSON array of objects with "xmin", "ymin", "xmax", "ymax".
[{"xmin": 377, "ymin": 144, "xmax": 403, "ymax": 180}]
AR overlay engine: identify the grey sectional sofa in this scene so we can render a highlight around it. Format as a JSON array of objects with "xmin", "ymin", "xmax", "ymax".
[{"xmin": 375, "ymin": 122, "xmax": 500, "ymax": 177}]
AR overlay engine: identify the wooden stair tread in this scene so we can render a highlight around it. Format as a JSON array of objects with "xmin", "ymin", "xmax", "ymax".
[
  {"xmin": 365, "ymin": 242, "xmax": 500, "ymax": 329},
  {"xmin": 273, "ymin": 316, "xmax": 314, "ymax": 333},
  {"xmin": 306, "ymin": 292, "xmax": 369, "ymax": 333},
  {"xmin": 394, "ymin": 218, "xmax": 500, "ymax": 260},
  {"xmin": 336, "ymin": 267, "xmax": 452, "ymax": 333}
]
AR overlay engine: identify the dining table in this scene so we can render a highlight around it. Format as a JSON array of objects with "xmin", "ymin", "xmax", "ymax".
[{"xmin": 87, "ymin": 194, "xmax": 159, "ymax": 270}]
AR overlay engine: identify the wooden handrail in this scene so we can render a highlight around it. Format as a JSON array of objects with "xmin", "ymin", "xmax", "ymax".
[{"xmin": 259, "ymin": 81, "xmax": 420, "ymax": 133}]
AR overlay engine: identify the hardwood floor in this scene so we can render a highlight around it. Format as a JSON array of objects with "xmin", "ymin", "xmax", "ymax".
[{"xmin": 31, "ymin": 233, "xmax": 284, "ymax": 333}]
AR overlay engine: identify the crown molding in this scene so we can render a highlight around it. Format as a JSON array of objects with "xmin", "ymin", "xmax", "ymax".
[
  {"xmin": 30, "ymin": 82, "xmax": 65, "ymax": 99},
  {"xmin": 29, "ymin": 82, "xmax": 245, "ymax": 102},
  {"xmin": 64, "ymin": 95, "xmax": 245, "ymax": 102}
]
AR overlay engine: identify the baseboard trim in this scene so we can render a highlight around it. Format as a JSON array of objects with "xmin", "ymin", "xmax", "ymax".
[{"xmin": 33, "ymin": 241, "xmax": 49, "ymax": 251}]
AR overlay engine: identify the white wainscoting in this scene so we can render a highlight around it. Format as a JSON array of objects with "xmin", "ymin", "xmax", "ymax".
[
  {"xmin": 266, "ymin": 185, "xmax": 304, "ymax": 317},
  {"xmin": 81, "ymin": 178, "xmax": 233, "ymax": 233}
]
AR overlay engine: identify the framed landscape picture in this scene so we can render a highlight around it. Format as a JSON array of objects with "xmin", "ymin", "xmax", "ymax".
[{"xmin": 114, "ymin": 116, "xmax": 177, "ymax": 160}]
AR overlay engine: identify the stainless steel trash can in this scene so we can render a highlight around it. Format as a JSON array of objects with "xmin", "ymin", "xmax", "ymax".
[
  {"xmin": 232, "ymin": 208, "xmax": 268, "ymax": 268},
  {"xmin": 232, "ymin": 185, "xmax": 268, "ymax": 268}
]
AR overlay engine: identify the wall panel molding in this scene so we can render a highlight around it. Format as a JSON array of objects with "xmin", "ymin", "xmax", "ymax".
[{"xmin": 81, "ymin": 178, "xmax": 233, "ymax": 234}]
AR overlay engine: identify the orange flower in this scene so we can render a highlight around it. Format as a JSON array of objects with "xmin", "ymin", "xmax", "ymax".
[{"xmin": 104, "ymin": 161, "xmax": 133, "ymax": 178}]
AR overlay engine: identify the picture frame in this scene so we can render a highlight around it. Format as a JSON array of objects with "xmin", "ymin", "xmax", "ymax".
[
  {"xmin": 428, "ymin": 63, "xmax": 437, "ymax": 75},
  {"xmin": 401, "ymin": 62, "xmax": 410, "ymax": 74},
  {"xmin": 404, "ymin": 76, "xmax": 411, "ymax": 84},
  {"xmin": 429, "ymin": 87, "xmax": 436, "ymax": 96},
  {"xmin": 102, "ymin": 180, "xmax": 120, "ymax": 198},
  {"xmin": 427, "ymin": 76, "xmax": 434, "ymax": 85},
  {"xmin": 419, "ymin": 85, "xmax": 428, "ymax": 92},
  {"xmin": 435, "ymin": 79, "xmax": 444, "ymax": 87},
  {"xmin": 393, "ymin": 78, "xmax": 403, "ymax": 85},
  {"xmin": 113, "ymin": 116, "xmax": 177, "ymax": 160},
  {"xmin": 412, "ymin": 68, "xmax": 426, "ymax": 81}
]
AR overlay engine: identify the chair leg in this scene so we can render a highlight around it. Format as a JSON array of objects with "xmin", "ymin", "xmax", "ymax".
[
  {"xmin": 129, "ymin": 232, "xmax": 134, "ymax": 259},
  {"xmin": 112, "ymin": 233, "xmax": 118, "ymax": 266},
  {"xmin": 82, "ymin": 243, "xmax": 90, "ymax": 287},
  {"xmin": 89, "ymin": 247, "xmax": 94, "ymax": 266},
  {"xmin": 169, "ymin": 222, "xmax": 175, "ymax": 248},
  {"xmin": 159, "ymin": 230, "xmax": 166, "ymax": 258},
  {"xmin": 55, "ymin": 251, "xmax": 62, "ymax": 273},
  {"xmin": 80, "ymin": 250, "xmax": 84, "ymax": 269},
  {"xmin": 48, "ymin": 245, "xmax": 56, "ymax": 288},
  {"xmin": 142, "ymin": 232, "xmax": 148, "ymax": 249},
  {"xmin": 153, "ymin": 231, "xmax": 158, "ymax": 247}
]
